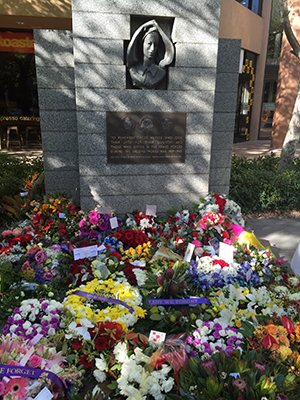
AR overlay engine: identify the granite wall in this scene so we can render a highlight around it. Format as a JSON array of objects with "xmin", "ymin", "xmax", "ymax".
[
  {"xmin": 34, "ymin": 1, "xmax": 240, "ymax": 214},
  {"xmin": 209, "ymin": 38, "xmax": 241, "ymax": 195},
  {"xmin": 72, "ymin": 0, "xmax": 220, "ymax": 214},
  {"xmin": 34, "ymin": 30, "xmax": 80, "ymax": 203}
]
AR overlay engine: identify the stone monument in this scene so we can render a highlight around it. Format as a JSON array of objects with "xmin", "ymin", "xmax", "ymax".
[{"xmin": 34, "ymin": 0, "xmax": 241, "ymax": 214}]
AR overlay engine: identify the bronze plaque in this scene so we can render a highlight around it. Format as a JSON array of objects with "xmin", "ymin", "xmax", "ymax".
[{"xmin": 107, "ymin": 112, "xmax": 186, "ymax": 164}]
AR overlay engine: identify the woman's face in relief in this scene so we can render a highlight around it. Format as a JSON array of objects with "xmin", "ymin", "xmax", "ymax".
[{"xmin": 143, "ymin": 32, "xmax": 159, "ymax": 60}]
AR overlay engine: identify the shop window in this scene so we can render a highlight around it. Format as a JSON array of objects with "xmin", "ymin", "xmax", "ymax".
[
  {"xmin": 234, "ymin": 51, "xmax": 257, "ymax": 142},
  {"xmin": 236, "ymin": 0, "xmax": 263, "ymax": 16},
  {"xmin": 0, "ymin": 29, "xmax": 40, "ymax": 149}
]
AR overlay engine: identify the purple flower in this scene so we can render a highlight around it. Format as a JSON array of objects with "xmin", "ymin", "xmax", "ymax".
[
  {"xmin": 89, "ymin": 229, "xmax": 99, "ymax": 238},
  {"xmin": 35, "ymin": 250, "xmax": 48, "ymax": 265},
  {"xmin": 80, "ymin": 227, "xmax": 89, "ymax": 236},
  {"xmin": 203, "ymin": 342, "xmax": 212, "ymax": 355},
  {"xmin": 186, "ymin": 336, "xmax": 193, "ymax": 345},
  {"xmin": 213, "ymin": 323, "xmax": 222, "ymax": 331},
  {"xmin": 190, "ymin": 350, "xmax": 197, "ymax": 357},
  {"xmin": 7, "ymin": 316, "xmax": 15, "ymax": 324},
  {"xmin": 194, "ymin": 338, "xmax": 201, "ymax": 345},
  {"xmin": 3, "ymin": 325, "xmax": 9, "ymax": 334},
  {"xmin": 227, "ymin": 336, "xmax": 237, "ymax": 346},
  {"xmin": 225, "ymin": 346, "xmax": 233, "ymax": 356},
  {"xmin": 50, "ymin": 317, "xmax": 59, "ymax": 324},
  {"xmin": 41, "ymin": 303, "xmax": 49, "ymax": 311},
  {"xmin": 41, "ymin": 320, "xmax": 49, "ymax": 326},
  {"xmin": 213, "ymin": 331, "xmax": 221, "ymax": 339},
  {"xmin": 99, "ymin": 219, "xmax": 109, "ymax": 231},
  {"xmin": 13, "ymin": 308, "xmax": 21, "ymax": 314}
]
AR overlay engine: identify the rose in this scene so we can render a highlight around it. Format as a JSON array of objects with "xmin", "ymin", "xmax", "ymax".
[
  {"xmin": 35, "ymin": 250, "xmax": 48, "ymax": 265},
  {"xmin": 26, "ymin": 246, "xmax": 40, "ymax": 255},
  {"xmin": 28, "ymin": 355, "xmax": 42, "ymax": 368}
]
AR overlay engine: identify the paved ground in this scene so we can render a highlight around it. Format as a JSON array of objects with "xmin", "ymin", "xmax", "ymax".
[
  {"xmin": 245, "ymin": 218, "xmax": 300, "ymax": 271},
  {"xmin": 1, "ymin": 140, "xmax": 300, "ymax": 271}
]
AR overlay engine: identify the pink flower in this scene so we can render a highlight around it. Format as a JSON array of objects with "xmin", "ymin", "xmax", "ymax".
[
  {"xmin": 0, "ymin": 346, "xmax": 4, "ymax": 357},
  {"xmin": 88, "ymin": 210, "xmax": 100, "ymax": 220},
  {"xmin": 191, "ymin": 239, "xmax": 202, "ymax": 248},
  {"xmin": 1, "ymin": 230, "xmax": 13, "ymax": 237},
  {"xmin": 43, "ymin": 270, "xmax": 54, "ymax": 281},
  {"xmin": 50, "ymin": 244, "xmax": 61, "ymax": 253},
  {"xmin": 4, "ymin": 377, "xmax": 28, "ymax": 400},
  {"xmin": 202, "ymin": 359, "xmax": 216, "ymax": 375},
  {"xmin": 89, "ymin": 217, "xmax": 99, "ymax": 225},
  {"xmin": 12, "ymin": 228, "xmax": 22, "ymax": 237},
  {"xmin": 232, "ymin": 378, "xmax": 247, "ymax": 394},
  {"xmin": 223, "ymin": 239, "xmax": 232, "ymax": 245},
  {"xmin": 7, "ymin": 360, "xmax": 20, "ymax": 366},
  {"xmin": 254, "ymin": 361, "xmax": 266, "ymax": 374},
  {"xmin": 22, "ymin": 261, "xmax": 31, "ymax": 272},
  {"xmin": 78, "ymin": 219, "xmax": 86, "ymax": 228},
  {"xmin": 36, "ymin": 344, "xmax": 44, "ymax": 356},
  {"xmin": 275, "ymin": 395, "xmax": 288, "ymax": 400},
  {"xmin": 26, "ymin": 246, "xmax": 40, "ymax": 255},
  {"xmin": 0, "ymin": 380, "xmax": 5, "ymax": 396},
  {"xmin": 35, "ymin": 250, "xmax": 48, "ymax": 265},
  {"xmin": 28, "ymin": 355, "xmax": 42, "ymax": 368}
]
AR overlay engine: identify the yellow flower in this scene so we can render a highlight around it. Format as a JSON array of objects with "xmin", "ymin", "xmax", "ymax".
[{"xmin": 135, "ymin": 307, "xmax": 147, "ymax": 318}]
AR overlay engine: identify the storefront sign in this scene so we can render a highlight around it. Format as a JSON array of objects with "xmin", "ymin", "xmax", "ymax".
[{"xmin": 0, "ymin": 31, "xmax": 34, "ymax": 53}]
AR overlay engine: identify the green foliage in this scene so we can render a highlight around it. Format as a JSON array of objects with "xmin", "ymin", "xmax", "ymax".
[
  {"xmin": 229, "ymin": 154, "xmax": 300, "ymax": 214},
  {"xmin": 0, "ymin": 152, "xmax": 44, "ymax": 223}
]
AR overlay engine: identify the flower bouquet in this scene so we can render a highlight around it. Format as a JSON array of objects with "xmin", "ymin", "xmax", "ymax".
[
  {"xmin": 63, "ymin": 278, "xmax": 147, "ymax": 330},
  {"xmin": 0, "ymin": 333, "xmax": 82, "ymax": 399},
  {"xmin": 3, "ymin": 298, "xmax": 65, "ymax": 340}
]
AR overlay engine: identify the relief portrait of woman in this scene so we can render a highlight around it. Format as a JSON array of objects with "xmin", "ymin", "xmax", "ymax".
[{"xmin": 127, "ymin": 20, "xmax": 175, "ymax": 90}]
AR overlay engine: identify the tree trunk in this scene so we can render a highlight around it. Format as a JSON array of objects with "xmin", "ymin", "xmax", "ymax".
[{"xmin": 279, "ymin": 79, "xmax": 300, "ymax": 171}]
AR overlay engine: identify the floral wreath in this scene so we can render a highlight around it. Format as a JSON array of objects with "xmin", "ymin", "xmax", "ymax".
[{"xmin": 63, "ymin": 278, "xmax": 147, "ymax": 330}]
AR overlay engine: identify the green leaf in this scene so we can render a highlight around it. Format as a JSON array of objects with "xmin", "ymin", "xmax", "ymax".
[{"xmin": 150, "ymin": 313, "xmax": 163, "ymax": 321}]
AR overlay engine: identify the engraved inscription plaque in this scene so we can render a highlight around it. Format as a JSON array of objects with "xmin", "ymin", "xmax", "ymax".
[{"xmin": 107, "ymin": 112, "xmax": 186, "ymax": 164}]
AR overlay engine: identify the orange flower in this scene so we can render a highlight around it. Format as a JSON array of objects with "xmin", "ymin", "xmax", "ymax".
[
  {"xmin": 264, "ymin": 324, "xmax": 279, "ymax": 335},
  {"xmin": 278, "ymin": 334, "xmax": 290, "ymax": 347}
]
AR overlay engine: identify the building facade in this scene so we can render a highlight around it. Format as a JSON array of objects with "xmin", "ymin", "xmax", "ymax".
[{"xmin": 0, "ymin": 0, "xmax": 272, "ymax": 147}]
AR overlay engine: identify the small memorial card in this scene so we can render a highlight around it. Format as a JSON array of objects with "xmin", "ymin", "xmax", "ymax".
[
  {"xmin": 230, "ymin": 372, "xmax": 241, "ymax": 379},
  {"xmin": 35, "ymin": 387, "xmax": 53, "ymax": 400},
  {"xmin": 20, "ymin": 192, "xmax": 28, "ymax": 197},
  {"xmin": 183, "ymin": 243, "xmax": 195, "ymax": 263},
  {"xmin": 59, "ymin": 212, "xmax": 66, "ymax": 219},
  {"xmin": 219, "ymin": 242, "xmax": 234, "ymax": 265},
  {"xmin": 110, "ymin": 217, "xmax": 118, "ymax": 229},
  {"xmin": 149, "ymin": 330, "xmax": 166, "ymax": 346},
  {"xmin": 146, "ymin": 205, "xmax": 157, "ymax": 216},
  {"xmin": 97, "ymin": 206, "xmax": 112, "ymax": 215},
  {"xmin": 73, "ymin": 245, "xmax": 98, "ymax": 260},
  {"xmin": 209, "ymin": 237, "xmax": 220, "ymax": 255},
  {"xmin": 98, "ymin": 244, "xmax": 107, "ymax": 253}
]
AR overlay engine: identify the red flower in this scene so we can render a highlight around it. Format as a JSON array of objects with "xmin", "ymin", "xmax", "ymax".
[
  {"xmin": 94, "ymin": 336, "xmax": 110, "ymax": 351},
  {"xmin": 262, "ymin": 333, "xmax": 278, "ymax": 349},
  {"xmin": 222, "ymin": 230, "xmax": 229, "ymax": 239},
  {"xmin": 72, "ymin": 339, "xmax": 83, "ymax": 350},
  {"xmin": 79, "ymin": 354, "xmax": 94, "ymax": 368},
  {"xmin": 281, "ymin": 315, "xmax": 295, "ymax": 334}
]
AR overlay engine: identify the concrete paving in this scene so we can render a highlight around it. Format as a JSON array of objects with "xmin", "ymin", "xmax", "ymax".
[{"xmin": 245, "ymin": 218, "xmax": 300, "ymax": 270}]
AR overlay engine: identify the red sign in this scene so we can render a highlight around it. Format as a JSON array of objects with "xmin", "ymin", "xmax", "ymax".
[{"xmin": 0, "ymin": 31, "xmax": 34, "ymax": 53}]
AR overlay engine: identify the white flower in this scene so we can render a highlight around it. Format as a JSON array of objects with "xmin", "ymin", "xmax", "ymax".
[
  {"xmin": 114, "ymin": 342, "xmax": 128, "ymax": 363},
  {"xmin": 93, "ymin": 369, "xmax": 106, "ymax": 383},
  {"xmin": 95, "ymin": 355, "xmax": 107, "ymax": 371}
]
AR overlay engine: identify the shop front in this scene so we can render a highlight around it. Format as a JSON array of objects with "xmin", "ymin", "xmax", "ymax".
[{"xmin": 0, "ymin": 29, "xmax": 40, "ymax": 149}]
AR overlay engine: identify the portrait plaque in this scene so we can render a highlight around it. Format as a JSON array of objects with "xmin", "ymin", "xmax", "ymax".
[{"xmin": 107, "ymin": 112, "xmax": 186, "ymax": 164}]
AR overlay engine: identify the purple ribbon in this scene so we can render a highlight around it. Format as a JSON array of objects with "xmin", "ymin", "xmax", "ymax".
[
  {"xmin": 147, "ymin": 298, "xmax": 210, "ymax": 306},
  {"xmin": 0, "ymin": 365, "xmax": 72, "ymax": 393},
  {"xmin": 71, "ymin": 290, "xmax": 134, "ymax": 313}
]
